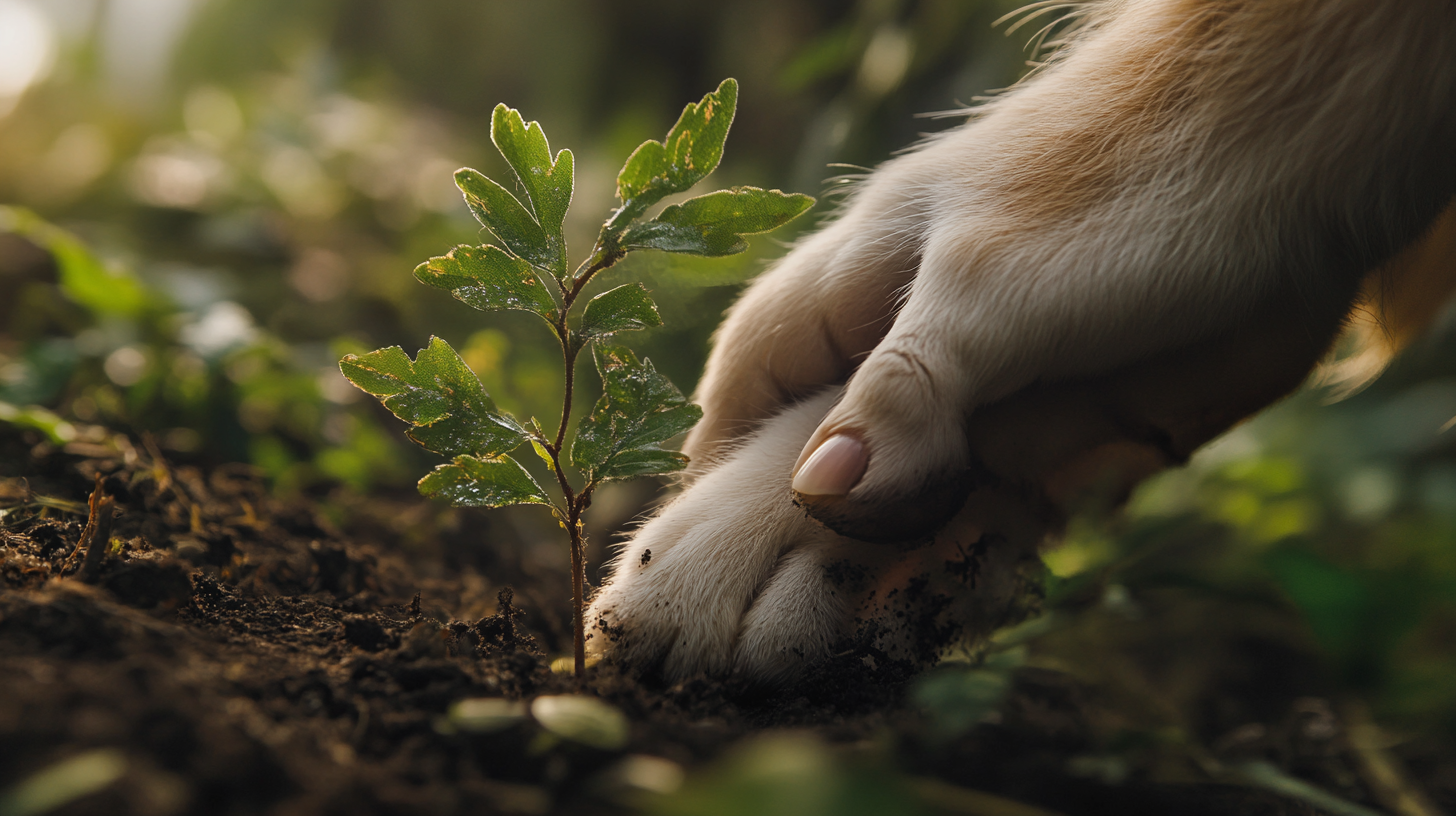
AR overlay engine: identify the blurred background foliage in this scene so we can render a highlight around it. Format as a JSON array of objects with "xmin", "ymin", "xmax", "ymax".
[
  {"xmin": 0, "ymin": 0, "xmax": 1035, "ymax": 566},
  {"xmin": 3, "ymin": 0, "xmax": 1456, "ymax": 810},
  {"xmin": 0, "ymin": 0, "xmax": 1028, "ymax": 496}
]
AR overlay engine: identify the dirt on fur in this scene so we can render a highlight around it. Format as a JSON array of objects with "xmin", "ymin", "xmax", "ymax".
[{"xmin": 2, "ymin": 423, "xmax": 1453, "ymax": 816}]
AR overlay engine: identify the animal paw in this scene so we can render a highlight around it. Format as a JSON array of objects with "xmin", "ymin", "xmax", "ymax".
[{"xmin": 586, "ymin": 391, "xmax": 848, "ymax": 683}]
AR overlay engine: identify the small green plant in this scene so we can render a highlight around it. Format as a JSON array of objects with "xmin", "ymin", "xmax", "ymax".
[{"xmin": 339, "ymin": 79, "xmax": 813, "ymax": 677}]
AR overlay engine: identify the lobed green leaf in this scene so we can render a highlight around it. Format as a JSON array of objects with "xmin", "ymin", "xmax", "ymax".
[
  {"xmin": 419, "ymin": 454, "xmax": 551, "ymax": 508},
  {"xmin": 414, "ymin": 244, "xmax": 558, "ymax": 324},
  {"xmin": 339, "ymin": 337, "xmax": 526, "ymax": 459},
  {"xmin": 578, "ymin": 283, "xmax": 662, "ymax": 341},
  {"xmin": 491, "ymin": 106, "xmax": 574, "ymax": 237},
  {"xmin": 620, "ymin": 187, "xmax": 814, "ymax": 256},
  {"xmin": 491, "ymin": 106, "xmax": 573, "ymax": 277},
  {"xmin": 454, "ymin": 169, "xmax": 555, "ymax": 273},
  {"xmin": 614, "ymin": 79, "xmax": 739, "ymax": 223},
  {"xmin": 591, "ymin": 448, "xmax": 689, "ymax": 480},
  {"xmin": 570, "ymin": 345, "xmax": 702, "ymax": 482},
  {"xmin": 659, "ymin": 187, "xmax": 815, "ymax": 235}
]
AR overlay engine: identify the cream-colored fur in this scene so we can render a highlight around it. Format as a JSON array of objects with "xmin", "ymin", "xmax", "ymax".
[
  {"xmin": 588, "ymin": 0, "xmax": 1456, "ymax": 684},
  {"xmin": 588, "ymin": 390, "xmax": 1046, "ymax": 684}
]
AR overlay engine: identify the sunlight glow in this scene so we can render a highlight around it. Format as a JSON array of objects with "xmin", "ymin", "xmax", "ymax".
[{"xmin": 0, "ymin": 0, "xmax": 56, "ymax": 116}]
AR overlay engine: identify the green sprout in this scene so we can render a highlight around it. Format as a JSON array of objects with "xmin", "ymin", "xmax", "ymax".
[{"xmin": 339, "ymin": 79, "xmax": 814, "ymax": 677}]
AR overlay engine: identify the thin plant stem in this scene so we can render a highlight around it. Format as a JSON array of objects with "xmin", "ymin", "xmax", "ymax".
[
  {"xmin": 567, "ymin": 501, "xmax": 586, "ymax": 678},
  {"xmin": 544, "ymin": 239, "xmax": 627, "ymax": 679}
]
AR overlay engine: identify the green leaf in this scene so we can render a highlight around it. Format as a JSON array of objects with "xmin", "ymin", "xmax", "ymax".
[
  {"xmin": 419, "ymin": 454, "xmax": 550, "ymax": 508},
  {"xmin": 491, "ymin": 105, "xmax": 574, "ymax": 239},
  {"xmin": 614, "ymin": 78, "xmax": 739, "ymax": 223},
  {"xmin": 1263, "ymin": 548, "xmax": 1372, "ymax": 659},
  {"xmin": 588, "ymin": 448, "xmax": 688, "ymax": 479},
  {"xmin": 570, "ymin": 344, "xmax": 702, "ymax": 482},
  {"xmin": 1235, "ymin": 762, "xmax": 1386, "ymax": 816},
  {"xmin": 0, "ymin": 206, "xmax": 148, "ymax": 318},
  {"xmin": 0, "ymin": 748, "xmax": 128, "ymax": 816},
  {"xmin": 490, "ymin": 106, "xmax": 572, "ymax": 278},
  {"xmin": 620, "ymin": 187, "xmax": 814, "ymax": 256},
  {"xmin": 578, "ymin": 283, "xmax": 662, "ymax": 340},
  {"xmin": 0, "ymin": 401, "xmax": 78, "ymax": 445},
  {"xmin": 530, "ymin": 439, "xmax": 554, "ymax": 469},
  {"xmin": 339, "ymin": 337, "xmax": 526, "ymax": 459},
  {"xmin": 526, "ymin": 417, "xmax": 555, "ymax": 469},
  {"xmin": 911, "ymin": 647, "xmax": 1023, "ymax": 739},
  {"xmin": 454, "ymin": 168, "xmax": 554, "ymax": 272},
  {"xmin": 413, "ymin": 244, "xmax": 558, "ymax": 323}
]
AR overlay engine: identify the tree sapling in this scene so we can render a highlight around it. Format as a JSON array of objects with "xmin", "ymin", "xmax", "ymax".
[{"xmin": 339, "ymin": 79, "xmax": 814, "ymax": 677}]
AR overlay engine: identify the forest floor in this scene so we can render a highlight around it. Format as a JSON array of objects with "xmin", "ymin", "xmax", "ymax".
[{"xmin": 2, "ymin": 422, "xmax": 1454, "ymax": 816}]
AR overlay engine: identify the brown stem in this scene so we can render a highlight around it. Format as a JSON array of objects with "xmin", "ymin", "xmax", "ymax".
[
  {"xmin": 569, "ymin": 250, "xmax": 626, "ymax": 300},
  {"xmin": 547, "ymin": 293, "xmax": 587, "ymax": 677},
  {"xmin": 568, "ymin": 500, "xmax": 586, "ymax": 678},
  {"xmin": 553, "ymin": 338, "xmax": 578, "ymax": 456},
  {"xmin": 545, "ymin": 237, "xmax": 629, "ymax": 680}
]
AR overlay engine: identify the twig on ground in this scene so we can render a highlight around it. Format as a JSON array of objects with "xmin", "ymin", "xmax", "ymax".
[{"xmin": 64, "ymin": 474, "xmax": 116, "ymax": 580}]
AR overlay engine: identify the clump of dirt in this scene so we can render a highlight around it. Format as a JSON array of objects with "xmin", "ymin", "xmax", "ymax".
[{"xmin": 2, "ymin": 423, "xmax": 1453, "ymax": 815}]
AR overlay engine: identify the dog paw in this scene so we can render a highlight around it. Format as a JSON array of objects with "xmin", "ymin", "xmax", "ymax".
[{"xmin": 587, "ymin": 391, "xmax": 848, "ymax": 683}]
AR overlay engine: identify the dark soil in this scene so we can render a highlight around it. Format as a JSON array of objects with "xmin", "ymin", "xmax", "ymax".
[{"xmin": 2, "ymin": 424, "xmax": 1453, "ymax": 815}]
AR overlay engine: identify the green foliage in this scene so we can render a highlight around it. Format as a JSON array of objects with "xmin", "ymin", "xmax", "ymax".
[
  {"xmin": 0, "ymin": 402, "xmax": 77, "ymax": 446},
  {"xmin": 345, "ymin": 81, "xmax": 810, "ymax": 511},
  {"xmin": 339, "ymin": 338, "xmax": 527, "ymax": 460},
  {"xmin": 338, "ymin": 81, "xmax": 812, "ymax": 674},
  {"xmin": 578, "ymin": 284, "xmax": 662, "ymax": 341},
  {"xmin": 450, "ymin": 104, "xmax": 576, "ymax": 281},
  {"xmin": 1045, "ymin": 375, "xmax": 1456, "ymax": 730},
  {"xmin": 419, "ymin": 454, "xmax": 550, "ymax": 508},
  {"xmin": 650, "ymin": 734, "xmax": 926, "ymax": 816},
  {"xmin": 491, "ymin": 105, "xmax": 574, "ymax": 258},
  {"xmin": 605, "ymin": 81, "xmax": 813, "ymax": 260},
  {"xmin": 414, "ymin": 245, "xmax": 559, "ymax": 324},
  {"xmin": 455, "ymin": 168, "xmax": 559, "ymax": 277},
  {"xmin": 0, "ymin": 206, "xmax": 408, "ymax": 494},
  {"xmin": 0, "ymin": 749, "xmax": 127, "ymax": 816},
  {"xmin": 570, "ymin": 345, "xmax": 702, "ymax": 483},
  {"xmin": 0, "ymin": 207, "xmax": 148, "ymax": 319},
  {"xmin": 615, "ymin": 79, "xmax": 738, "ymax": 222},
  {"xmin": 911, "ymin": 646, "xmax": 1024, "ymax": 740},
  {"xmin": 621, "ymin": 187, "xmax": 815, "ymax": 256}
]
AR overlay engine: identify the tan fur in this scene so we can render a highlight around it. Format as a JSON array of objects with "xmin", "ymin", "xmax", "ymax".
[
  {"xmin": 1322, "ymin": 203, "xmax": 1456, "ymax": 394},
  {"xmin": 591, "ymin": 0, "xmax": 1456, "ymax": 684}
]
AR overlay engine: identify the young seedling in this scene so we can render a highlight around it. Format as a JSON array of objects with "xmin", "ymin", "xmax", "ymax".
[{"xmin": 340, "ymin": 79, "xmax": 813, "ymax": 677}]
